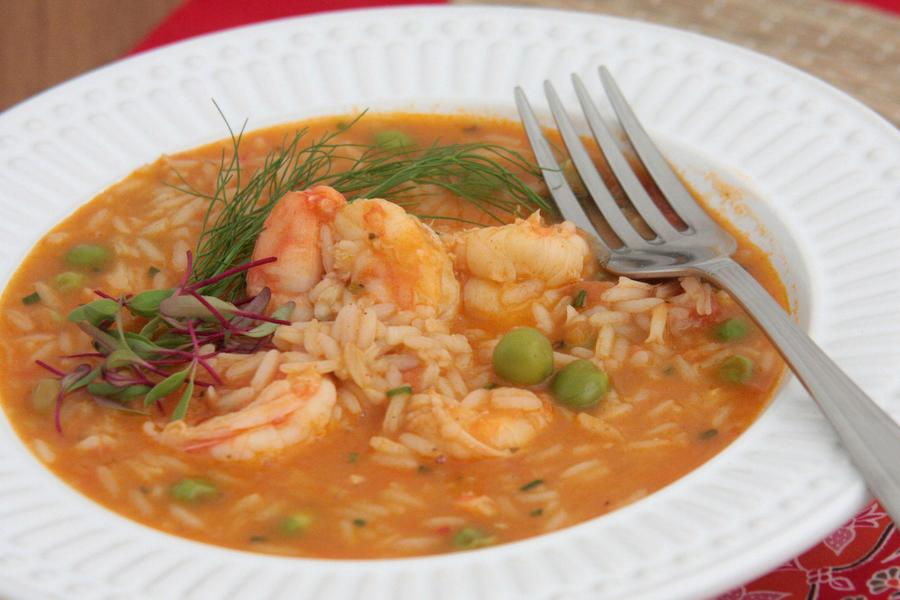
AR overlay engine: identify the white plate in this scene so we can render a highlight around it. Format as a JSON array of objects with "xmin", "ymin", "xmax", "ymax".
[{"xmin": 1, "ymin": 6, "xmax": 900, "ymax": 600}]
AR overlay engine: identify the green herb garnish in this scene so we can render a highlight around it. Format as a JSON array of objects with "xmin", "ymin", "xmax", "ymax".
[
  {"xmin": 21, "ymin": 292, "xmax": 40, "ymax": 305},
  {"xmin": 572, "ymin": 289, "xmax": 587, "ymax": 308},
  {"xmin": 699, "ymin": 428, "xmax": 719, "ymax": 440},
  {"xmin": 520, "ymin": 479, "xmax": 544, "ymax": 492},
  {"xmin": 34, "ymin": 114, "xmax": 551, "ymax": 432},
  {"xmin": 182, "ymin": 110, "xmax": 549, "ymax": 299},
  {"xmin": 386, "ymin": 385, "xmax": 413, "ymax": 397}
]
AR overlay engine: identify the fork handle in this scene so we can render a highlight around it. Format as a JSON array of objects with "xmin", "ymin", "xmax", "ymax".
[{"xmin": 701, "ymin": 257, "xmax": 900, "ymax": 524}]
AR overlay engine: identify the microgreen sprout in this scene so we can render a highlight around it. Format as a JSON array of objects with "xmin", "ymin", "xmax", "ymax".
[{"xmin": 35, "ymin": 253, "xmax": 291, "ymax": 432}]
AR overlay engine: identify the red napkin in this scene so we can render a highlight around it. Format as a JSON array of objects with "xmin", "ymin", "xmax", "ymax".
[
  {"xmin": 130, "ymin": 1, "xmax": 900, "ymax": 598},
  {"xmin": 131, "ymin": 0, "xmax": 446, "ymax": 54}
]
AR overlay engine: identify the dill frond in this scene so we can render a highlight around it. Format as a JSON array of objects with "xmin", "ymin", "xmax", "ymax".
[{"xmin": 181, "ymin": 114, "xmax": 549, "ymax": 299}]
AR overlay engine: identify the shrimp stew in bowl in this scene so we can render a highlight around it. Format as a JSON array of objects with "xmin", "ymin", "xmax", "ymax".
[{"xmin": 0, "ymin": 113, "xmax": 786, "ymax": 558}]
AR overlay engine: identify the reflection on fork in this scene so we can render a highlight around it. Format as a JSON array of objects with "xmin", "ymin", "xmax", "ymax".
[{"xmin": 515, "ymin": 66, "xmax": 900, "ymax": 523}]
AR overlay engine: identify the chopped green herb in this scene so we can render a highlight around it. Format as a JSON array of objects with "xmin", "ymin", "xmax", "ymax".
[
  {"xmin": 452, "ymin": 527, "xmax": 495, "ymax": 550},
  {"xmin": 386, "ymin": 385, "xmax": 413, "ymax": 397},
  {"xmin": 21, "ymin": 292, "xmax": 40, "ymax": 305},
  {"xmin": 572, "ymin": 289, "xmax": 587, "ymax": 309},
  {"xmin": 715, "ymin": 318, "xmax": 749, "ymax": 342},
  {"xmin": 484, "ymin": 382, "xmax": 497, "ymax": 390},
  {"xmin": 249, "ymin": 535, "xmax": 267, "ymax": 543},
  {"xmin": 138, "ymin": 485, "xmax": 150, "ymax": 494},
  {"xmin": 148, "ymin": 266, "xmax": 160, "ymax": 277},
  {"xmin": 520, "ymin": 479, "xmax": 544, "ymax": 492},
  {"xmin": 718, "ymin": 355, "xmax": 754, "ymax": 384},
  {"xmin": 662, "ymin": 365, "xmax": 675, "ymax": 376},
  {"xmin": 699, "ymin": 428, "xmax": 719, "ymax": 440},
  {"xmin": 529, "ymin": 508, "xmax": 544, "ymax": 517},
  {"xmin": 170, "ymin": 478, "xmax": 218, "ymax": 503},
  {"xmin": 352, "ymin": 518, "xmax": 367, "ymax": 527},
  {"xmin": 280, "ymin": 512, "xmax": 313, "ymax": 535},
  {"xmin": 417, "ymin": 465, "xmax": 431, "ymax": 474},
  {"xmin": 348, "ymin": 452, "xmax": 359, "ymax": 464}
]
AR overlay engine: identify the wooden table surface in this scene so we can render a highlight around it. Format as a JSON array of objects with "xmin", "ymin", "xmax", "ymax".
[
  {"xmin": 2, "ymin": 0, "xmax": 898, "ymax": 126},
  {"xmin": 0, "ymin": 0, "xmax": 181, "ymax": 111}
]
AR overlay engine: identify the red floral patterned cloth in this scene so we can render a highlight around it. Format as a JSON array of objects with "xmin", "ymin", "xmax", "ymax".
[
  {"xmin": 724, "ymin": 502, "xmax": 899, "ymax": 600},
  {"xmin": 131, "ymin": 1, "xmax": 900, "ymax": 597}
]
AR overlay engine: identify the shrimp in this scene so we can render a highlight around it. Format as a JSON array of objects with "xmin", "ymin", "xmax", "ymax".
[
  {"xmin": 248, "ymin": 185, "xmax": 346, "ymax": 300},
  {"xmin": 401, "ymin": 387, "xmax": 552, "ymax": 459},
  {"xmin": 144, "ymin": 370, "xmax": 336, "ymax": 461},
  {"xmin": 248, "ymin": 186, "xmax": 459, "ymax": 318},
  {"xmin": 444, "ymin": 212, "xmax": 592, "ymax": 327},
  {"xmin": 330, "ymin": 197, "xmax": 459, "ymax": 317}
]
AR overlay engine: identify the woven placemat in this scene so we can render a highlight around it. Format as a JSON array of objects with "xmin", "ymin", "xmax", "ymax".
[{"xmin": 456, "ymin": 0, "xmax": 900, "ymax": 127}]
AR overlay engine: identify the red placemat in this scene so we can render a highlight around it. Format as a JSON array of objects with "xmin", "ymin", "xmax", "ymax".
[{"xmin": 131, "ymin": 1, "xmax": 900, "ymax": 598}]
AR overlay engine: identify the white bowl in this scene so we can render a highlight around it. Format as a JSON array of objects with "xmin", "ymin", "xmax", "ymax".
[{"xmin": 1, "ymin": 6, "xmax": 900, "ymax": 599}]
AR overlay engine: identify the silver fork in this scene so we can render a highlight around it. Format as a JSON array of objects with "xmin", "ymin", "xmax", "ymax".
[{"xmin": 515, "ymin": 66, "xmax": 900, "ymax": 523}]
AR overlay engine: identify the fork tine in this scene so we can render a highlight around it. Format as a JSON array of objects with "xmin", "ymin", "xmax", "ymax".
[
  {"xmin": 543, "ymin": 81, "xmax": 648, "ymax": 248},
  {"xmin": 513, "ymin": 87, "xmax": 609, "ymax": 248},
  {"xmin": 597, "ymin": 66, "xmax": 720, "ymax": 233},
  {"xmin": 571, "ymin": 73, "xmax": 682, "ymax": 241}
]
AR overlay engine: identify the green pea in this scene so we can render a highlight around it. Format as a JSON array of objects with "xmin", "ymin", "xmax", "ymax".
[
  {"xmin": 54, "ymin": 271, "xmax": 86, "ymax": 292},
  {"xmin": 718, "ymin": 355, "xmax": 754, "ymax": 384},
  {"xmin": 280, "ymin": 512, "xmax": 313, "ymax": 535},
  {"xmin": 32, "ymin": 378, "xmax": 61, "ymax": 412},
  {"xmin": 715, "ymin": 318, "xmax": 749, "ymax": 342},
  {"xmin": 452, "ymin": 527, "xmax": 495, "ymax": 550},
  {"xmin": 170, "ymin": 478, "xmax": 218, "ymax": 503},
  {"xmin": 492, "ymin": 327, "xmax": 554, "ymax": 385},
  {"xmin": 551, "ymin": 359, "xmax": 609, "ymax": 409},
  {"xmin": 65, "ymin": 244, "xmax": 111, "ymax": 270},
  {"xmin": 374, "ymin": 130, "xmax": 413, "ymax": 149}
]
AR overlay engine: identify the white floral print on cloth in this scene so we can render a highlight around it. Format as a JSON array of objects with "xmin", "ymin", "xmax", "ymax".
[
  {"xmin": 720, "ymin": 501, "xmax": 899, "ymax": 599},
  {"xmin": 868, "ymin": 566, "xmax": 900, "ymax": 597}
]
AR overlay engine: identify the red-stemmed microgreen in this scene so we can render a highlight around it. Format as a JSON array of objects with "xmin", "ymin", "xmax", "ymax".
[{"xmin": 34, "ymin": 254, "xmax": 292, "ymax": 432}]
